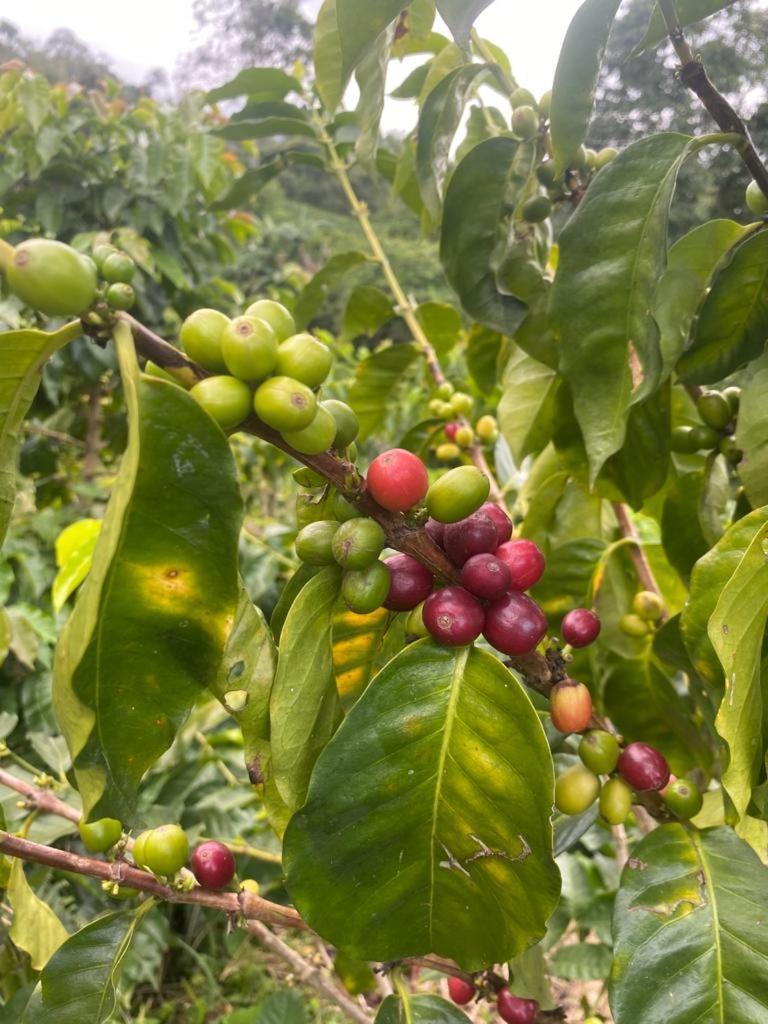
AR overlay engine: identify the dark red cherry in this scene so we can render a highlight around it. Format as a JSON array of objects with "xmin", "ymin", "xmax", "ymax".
[
  {"xmin": 190, "ymin": 841, "xmax": 236, "ymax": 889},
  {"xmin": 561, "ymin": 608, "xmax": 601, "ymax": 648},
  {"xmin": 443, "ymin": 511, "xmax": 498, "ymax": 566},
  {"xmin": 447, "ymin": 976, "xmax": 475, "ymax": 1005},
  {"xmin": 423, "ymin": 586, "xmax": 485, "ymax": 646},
  {"xmin": 425, "ymin": 517, "xmax": 446, "ymax": 549},
  {"xmin": 444, "ymin": 422, "xmax": 460, "ymax": 441},
  {"xmin": 497, "ymin": 988, "xmax": 539, "ymax": 1024},
  {"xmin": 383, "ymin": 553, "xmax": 434, "ymax": 611},
  {"xmin": 618, "ymin": 743, "xmax": 670, "ymax": 792},
  {"xmin": 459, "ymin": 553, "xmax": 511, "ymax": 600},
  {"xmin": 479, "ymin": 501, "xmax": 513, "ymax": 544},
  {"xmin": 495, "ymin": 539, "xmax": 545, "ymax": 590},
  {"xmin": 483, "ymin": 592, "xmax": 547, "ymax": 655}
]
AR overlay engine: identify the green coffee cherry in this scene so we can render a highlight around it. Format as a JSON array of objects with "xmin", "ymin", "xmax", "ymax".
[
  {"xmin": 476, "ymin": 415, "xmax": 499, "ymax": 443},
  {"xmin": 243, "ymin": 299, "xmax": 296, "ymax": 342},
  {"xmin": 105, "ymin": 282, "xmax": 136, "ymax": 310},
  {"xmin": 555, "ymin": 764, "xmax": 600, "ymax": 815},
  {"xmin": 455, "ymin": 426, "xmax": 474, "ymax": 448},
  {"xmin": 538, "ymin": 90, "xmax": 552, "ymax": 117},
  {"xmin": 341, "ymin": 561, "xmax": 390, "ymax": 614},
  {"xmin": 102, "ymin": 251, "xmax": 135, "ymax": 284},
  {"xmin": 689, "ymin": 425, "xmax": 720, "ymax": 450},
  {"xmin": 281, "ymin": 404, "xmax": 337, "ymax": 454},
  {"xmin": 512, "ymin": 105, "xmax": 539, "ymax": 141},
  {"xmin": 450, "ymin": 392, "xmax": 474, "ymax": 416},
  {"xmin": 599, "ymin": 777, "xmax": 633, "ymax": 825},
  {"xmin": 436, "ymin": 443, "xmax": 460, "ymax": 461},
  {"xmin": 6, "ymin": 238, "xmax": 98, "ymax": 316},
  {"xmin": 221, "ymin": 316, "xmax": 278, "ymax": 381},
  {"xmin": 332, "ymin": 492, "xmax": 362, "ymax": 522},
  {"xmin": 619, "ymin": 613, "xmax": 651, "ymax": 638},
  {"xmin": 132, "ymin": 829, "xmax": 153, "ymax": 869},
  {"xmin": 190, "ymin": 376, "xmax": 252, "ymax": 431},
  {"xmin": 296, "ymin": 521, "xmax": 339, "ymax": 564},
  {"xmin": 426, "ymin": 466, "xmax": 490, "ymax": 523},
  {"xmin": 662, "ymin": 777, "xmax": 703, "ymax": 819},
  {"xmin": 406, "ymin": 601, "xmax": 429, "ymax": 638},
  {"xmin": 180, "ymin": 309, "xmax": 230, "ymax": 373},
  {"xmin": 79, "ymin": 817, "xmax": 122, "ymax": 854},
  {"xmin": 696, "ymin": 390, "xmax": 732, "ymax": 430},
  {"xmin": 254, "ymin": 376, "xmax": 317, "ymax": 432},
  {"xmin": 435, "ymin": 381, "xmax": 454, "ymax": 400},
  {"xmin": 595, "ymin": 146, "xmax": 618, "ymax": 169},
  {"xmin": 332, "ymin": 518, "xmax": 386, "ymax": 570},
  {"xmin": 93, "ymin": 243, "xmax": 119, "ymax": 270},
  {"xmin": 276, "ymin": 333, "xmax": 333, "ymax": 387},
  {"xmin": 536, "ymin": 161, "xmax": 557, "ymax": 187},
  {"xmin": 632, "ymin": 590, "xmax": 666, "ymax": 622},
  {"xmin": 670, "ymin": 426, "xmax": 701, "ymax": 454},
  {"xmin": 510, "ymin": 87, "xmax": 537, "ymax": 109},
  {"xmin": 322, "ymin": 399, "xmax": 359, "ymax": 449},
  {"xmin": 522, "ymin": 196, "xmax": 552, "ymax": 223},
  {"xmin": 746, "ymin": 180, "xmax": 768, "ymax": 216},
  {"xmin": 578, "ymin": 730, "xmax": 620, "ymax": 775},
  {"xmin": 142, "ymin": 824, "xmax": 189, "ymax": 877}
]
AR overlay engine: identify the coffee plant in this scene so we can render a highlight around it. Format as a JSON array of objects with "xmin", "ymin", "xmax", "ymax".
[{"xmin": 1, "ymin": 0, "xmax": 768, "ymax": 1020}]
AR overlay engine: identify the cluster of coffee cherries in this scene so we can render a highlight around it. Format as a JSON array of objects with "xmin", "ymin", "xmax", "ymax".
[
  {"xmin": 670, "ymin": 386, "xmax": 741, "ymax": 464},
  {"xmin": 618, "ymin": 589, "xmax": 666, "ymax": 639},
  {"xmin": 434, "ymin": 415, "xmax": 499, "ymax": 462},
  {"xmin": 169, "ymin": 299, "xmax": 358, "ymax": 460},
  {"xmin": 448, "ymin": 975, "xmax": 539, "ymax": 1024},
  {"xmin": 79, "ymin": 816, "xmax": 258, "ymax": 894},
  {"xmin": 89, "ymin": 239, "xmax": 138, "ymax": 312}
]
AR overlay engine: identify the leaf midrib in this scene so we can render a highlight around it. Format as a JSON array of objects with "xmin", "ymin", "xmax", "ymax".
[{"xmin": 692, "ymin": 830, "xmax": 725, "ymax": 1024}]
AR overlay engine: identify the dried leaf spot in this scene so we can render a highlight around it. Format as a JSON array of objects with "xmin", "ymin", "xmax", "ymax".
[
  {"xmin": 224, "ymin": 689, "xmax": 249, "ymax": 713},
  {"xmin": 628, "ymin": 341, "xmax": 644, "ymax": 391},
  {"xmin": 628, "ymin": 857, "xmax": 648, "ymax": 871}
]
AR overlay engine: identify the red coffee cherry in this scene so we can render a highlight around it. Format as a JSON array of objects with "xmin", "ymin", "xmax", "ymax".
[
  {"xmin": 459, "ymin": 553, "xmax": 511, "ymax": 600},
  {"xmin": 444, "ymin": 422, "xmax": 460, "ymax": 441},
  {"xmin": 443, "ymin": 510, "xmax": 498, "ymax": 566},
  {"xmin": 423, "ymin": 586, "xmax": 485, "ymax": 646},
  {"xmin": 191, "ymin": 840, "xmax": 236, "ymax": 889},
  {"xmin": 483, "ymin": 592, "xmax": 547, "ymax": 655},
  {"xmin": 497, "ymin": 988, "xmax": 539, "ymax": 1024},
  {"xmin": 549, "ymin": 680, "xmax": 593, "ymax": 733},
  {"xmin": 447, "ymin": 976, "xmax": 476, "ymax": 1005},
  {"xmin": 495, "ymin": 539, "xmax": 545, "ymax": 590},
  {"xmin": 383, "ymin": 553, "xmax": 434, "ymax": 611},
  {"xmin": 425, "ymin": 517, "xmax": 446, "ymax": 548},
  {"xmin": 367, "ymin": 449, "xmax": 429, "ymax": 512},
  {"xmin": 479, "ymin": 501, "xmax": 513, "ymax": 544},
  {"xmin": 561, "ymin": 608, "xmax": 601, "ymax": 648},
  {"xmin": 618, "ymin": 742, "xmax": 671, "ymax": 792}
]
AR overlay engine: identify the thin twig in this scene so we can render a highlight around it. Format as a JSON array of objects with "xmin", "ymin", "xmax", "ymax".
[
  {"xmin": 612, "ymin": 502, "xmax": 665, "ymax": 609},
  {"xmin": 0, "ymin": 767, "xmax": 80, "ymax": 823}
]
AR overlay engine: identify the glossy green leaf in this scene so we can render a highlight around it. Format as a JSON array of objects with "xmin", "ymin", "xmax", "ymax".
[
  {"xmin": 7, "ymin": 858, "xmax": 68, "ymax": 970},
  {"xmin": 293, "ymin": 251, "xmax": 369, "ymax": 330},
  {"xmin": 498, "ymin": 344, "xmax": 557, "ymax": 464},
  {"xmin": 416, "ymin": 302, "xmax": 462, "ymax": 357},
  {"xmin": 342, "ymin": 286, "xmax": 395, "ymax": 342},
  {"xmin": 633, "ymin": 0, "xmax": 737, "ymax": 55},
  {"xmin": 654, "ymin": 219, "xmax": 750, "ymax": 380},
  {"xmin": 0, "ymin": 322, "xmax": 81, "ymax": 546},
  {"xmin": 550, "ymin": 0, "xmax": 622, "ymax": 175},
  {"xmin": 681, "ymin": 507, "xmax": 768, "ymax": 688},
  {"xmin": 206, "ymin": 68, "xmax": 302, "ymax": 103},
  {"xmin": 440, "ymin": 137, "xmax": 529, "ymax": 335},
  {"xmin": 283, "ymin": 642, "xmax": 560, "ymax": 970},
  {"xmin": 20, "ymin": 904, "xmax": 151, "ymax": 1024},
  {"xmin": 253, "ymin": 990, "xmax": 308, "ymax": 1024},
  {"xmin": 376, "ymin": 994, "xmax": 470, "ymax": 1023},
  {"xmin": 215, "ymin": 160, "xmax": 287, "ymax": 208},
  {"xmin": 270, "ymin": 564, "xmax": 319, "ymax": 642},
  {"xmin": 416, "ymin": 64, "xmax": 487, "ymax": 219},
  {"xmin": 709, "ymin": 520, "xmax": 768, "ymax": 820},
  {"xmin": 332, "ymin": 603, "xmax": 404, "ymax": 710},
  {"xmin": 213, "ymin": 117, "xmax": 317, "ymax": 141},
  {"xmin": 550, "ymin": 943, "xmax": 612, "ymax": 981},
  {"xmin": 314, "ymin": 0, "xmax": 344, "ymax": 111},
  {"xmin": 53, "ymin": 327, "xmax": 242, "ymax": 822},
  {"xmin": 435, "ymin": 0, "xmax": 495, "ymax": 44},
  {"xmin": 736, "ymin": 353, "xmax": 768, "ymax": 508},
  {"xmin": 678, "ymin": 229, "xmax": 768, "ymax": 384},
  {"xmin": 551, "ymin": 133, "xmax": 710, "ymax": 483},
  {"xmin": 52, "ymin": 518, "xmax": 101, "ymax": 614},
  {"xmin": 347, "ymin": 343, "xmax": 420, "ymax": 440},
  {"xmin": 269, "ymin": 567, "xmax": 343, "ymax": 811},
  {"xmin": 661, "ymin": 468, "xmax": 709, "ymax": 581},
  {"xmin": 466, "ymin": 326, "xmax": 502, "ymax": 393},
  {"xmin": 610, "ymin": 825, "xmax": 768, "ymax": 1024},
  {"xmin": 354, "ymin": 26, "xmax": 393, "ymax": 162}
]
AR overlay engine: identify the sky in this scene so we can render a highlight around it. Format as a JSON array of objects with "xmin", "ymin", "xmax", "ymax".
[{"xmin": 10, "ymin": 0, "xmax": 586, "ymax": 127}]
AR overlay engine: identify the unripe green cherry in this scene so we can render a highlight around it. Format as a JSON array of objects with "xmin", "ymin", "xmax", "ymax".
[
  {"xmin": 696, "ymin": 390, "xmax": 732, "ymax": 429},
  {"xmin": 105, "ymin": 282, "xmax": 135, "ymax": 310},
  {"xmin": 332, "ymin": 492, "xmax": 362, "ymax": 522},
  {"xmin": 406, "ymin": 600, "xmax": 429, "ymax": 638},
  {"xmin": 132, "ymin": 829, "xmax": 153, "ymax": 868},
  {"xmin": 341, "ymin": 561, "xmax": 390, "ymax": 614},
  {"xmin": 79, "ymin": 817, "xmax": 122, "ymax": 853},
  {"xmin": 190, "ymin": 376, "xmax": 252, "ymax": 431},
  {"xmin": 221, "ymin": 316, "xmax": 278, "ymax": 381},
  {"xmin": 93, "ymin": 243, "xmax": 119, "ymax": 270},
  {"xmin": 332, "ymin": 518, "xmax": 386, "ymax": 570},
  {"xmin": 536, "ymin": 161, "xmax": 557, "ymax": 187},
  {"xmin": 455, "ymin": 426, "xmax": 474, "ymax": 448},
  {"xmin": 102, "ymin": 251, "xmax": 135, "ymax": 284},
  {"xmin": 243, "ymin": 298, "xmax": 296, "ymax": 342},
  {"xmin": 450, "ymin": 392, "xmax": 474, "ymax": 416},
  {"xmin": 426, "ymin": 465, "xmax": 490, "ymax": 523},
  {"xmin": 143, "ymin": 824, "xmax": 189, "ymax": 877},
  {"xmin": 281, "ymin": 404, "xmax": 337, "ymax": 454},
  {"xmin": 522, "ymin": 196, "xmax": 552, "ymax": 224},
  {"xmin": 7, "ymin": 238, "xmax": 98, "ymax": 316},
  {"xmin": 595, "ymin": 146, "xmax": 619, "ymax": 169},
  {"xmin": 670, "ymin": 426, "xmax": 701, "ymax": 454},
  {"xmin": 662, "ymin": 777, "xmax": 703, "ymax": 819},
  {"xmin": 276, "ymin": 332, "xmax": 333, "ymax": 387},
  {"xmin": 321, "ymin": 399, "xmax": 359, "ymax": 448},
  {"xmin": 512, "ymin": 105, "xmax": 539, "ymax": 141},
  {"xmin": 746, "ymin": 179, "xmax": 768, "ymax": 215},
  {"xmin": 476, "ymin": 415, "xmax": 499, "ymax": 443},
  {"xmin": 254, "ymin": 376, "xmax": 317, "ymax": 431},
  {"xmin": 296, "ymin": 520, "xmax": 339, "ymax": 564},
  {"xmin": 570, "ymin": 145, "xmax": 590, "ymax": 171},
  {"xmin": 435, "ymin": 400, "xmax": 454, "ymax": 419},
  {"xmin": 689, "ymin": 425, "xmax": 720, "ymax": 450},
  {"xmin": 538, "ymin": 90, "xmax": 552, "ymax": 117},
  {"xmin": 619, "ymin": 613, "xmax": 652, "ymax": 637},
  {"xmin": 599, "ymin": 777, "xmax": 633, "ymax": 825},
  {"xmin": 632, "ymin": 590, "xmax": 666, "ymax": 622},
  {"xmin": 555, "ymin": 764, "xmax": 600, "ymax": 816},
  {"xmin": 723, "ymin": 386, "xmax": 741, "ymax": 415},
  {"xmin": 584, "ymin": 147, "xmax": 598, "ymax": 170},
  {"xmin": 436, "ymin": 381, "xmax": 454, "ymax": 400},
  {"xmin": 510, "ymin": 87, "xmax": 537, "ymax": 109},
  {"xmin": 579, "ymin": 730, "xmax": 620, "ymax": 775},
  {"xmin": 436, "ymin": 443, "xmax": 460, "ymax": 461},
  {"xmin": 180, "ymin": 308, "xmax": 230, "ymax": 372}
]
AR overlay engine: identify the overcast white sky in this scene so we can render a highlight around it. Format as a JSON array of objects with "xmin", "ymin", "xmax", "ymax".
[{"xmin": 10, "ymin": 1, "xmax": 586, "ymax": 128}]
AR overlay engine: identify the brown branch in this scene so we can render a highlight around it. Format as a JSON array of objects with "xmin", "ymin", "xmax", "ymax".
[
  {"xmin": 0, "ymin": 767, "xmax": 80, "ymax": 823},
  {"xmin": 657, "ymin": 0, "xmax": 768, "ymax": 196},
  {"xmin": 612, "ymin": 502, "xmax": 665, "ymax": 609}
]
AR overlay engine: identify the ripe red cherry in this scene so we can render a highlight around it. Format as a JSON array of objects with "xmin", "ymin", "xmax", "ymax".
[
  {"xmin": 383, "ymin": 553, "xmax": 434, "ymax": 611},
  {"xmin": 483, "ymin": 592, "xmax": 547, "ymax": 655},
  {"xmin": 459, "ymin": 553, "xmax": 511, "ymax": 599},
  {"xmin": 367, "ymin": 449, "xmax": 429, "ymax": 512},
  {"xmin": 423, "ymin": 586, "xmax": 485, "ymax": 646},
  {"xmin": 425, "ymin": 517, "xmax": 446, "ymax": 548},
  {"xmin": 497, "ymin": 988, "xmax": 539, "ymax": 1024},
  {"xmin": 561, "ymin": 608, "xmax": 601, "ymax": 647},
  {"xmin": 444, "ymin": 511, "xmax": 498, "ymax": 566},
  {"xmin": 479, "ymin": 502, "xmax": 513, "ymax": 544},
  {"xmin": 495, "ymin": 539, "xmax": 545, "ymax": 590},
  {"xmin": 618, "ymin": 742, "xmax": 670, "ymax": 792},
  {"xmin": 447, "ymin": 976, "xmax": 475, "ymax": 1005},
  {"xmin": 190, "ymin": 841, "xmax": 236, "ymax": 889},
  {"xmin": 549, "ymin": 680, "xmax": 593, "ymax": 733},
  {"xmin": 444, "ymin": 422, "xmax": 460, "ymax": 441}
]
